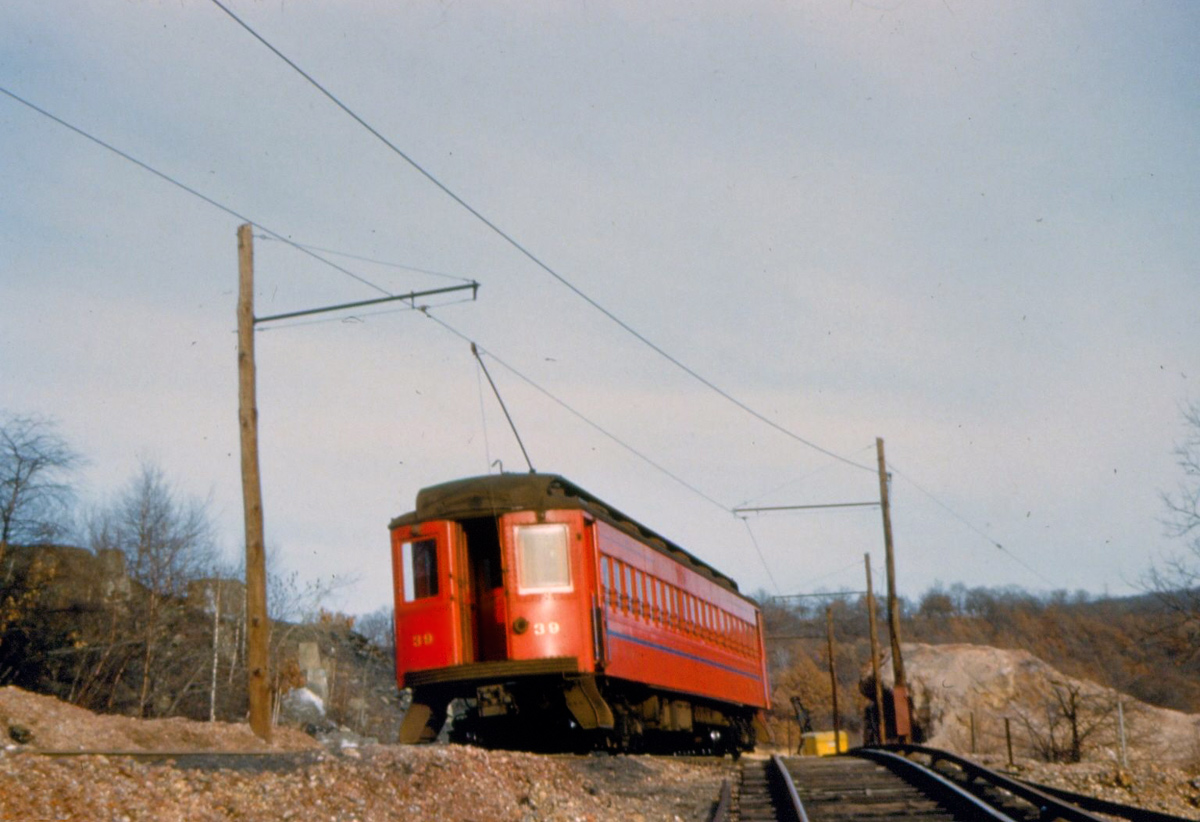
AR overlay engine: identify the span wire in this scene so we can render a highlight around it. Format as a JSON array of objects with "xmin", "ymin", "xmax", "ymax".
[
  {"xmin": 420, "ymin": 310, "xmax": 733, "ymax": 516},
  {"xmin": 0, "ymin": 85, "xmax": 393, "ymax": 299},
  {"xmin": 889, "ymin": 461, "xmax": 1057, "ymax": 588},
  {"xmin": 207, "ymin": 0, "xmax": 875, "ymax": 476}
]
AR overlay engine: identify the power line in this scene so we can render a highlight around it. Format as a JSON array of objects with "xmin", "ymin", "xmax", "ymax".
[
  {"xmin": 735, "ymin": 443, "xmax": 877, "ymax": 509},
  {"xmin": 0, "ymin": 79, "xmax": 784, "ymax": 586},
  {"xmin": 207, "ymin": 0, "xmax": 875, "ymax": 476},
  {"xmin": 0, "ymin": 85, "xmax": 392, "ymax": 299},
  {"xmin": 420, "ymin": 309, "xmax": 735, "ymax": 516},
  {"xmin": 889, "ymin": 461, "xmax": 1057, "ymax": 587},
  {"xmin": 425, "ymin": 307, "xmax": 803, "ymax": 592},
  {"xmin": 740, "ymin": 519, "xmax": 781, "ymax": 595},
  {"xmin": 254, "ymin": 235, "xmax": 476, "ymax": 283},
  {"xmin": 424, "ymin": 308, "xmax": 791, "ymax": 591},
  {"xmin": 0, "ymin": 83, "xmax": 1056, "ymax": 596}
]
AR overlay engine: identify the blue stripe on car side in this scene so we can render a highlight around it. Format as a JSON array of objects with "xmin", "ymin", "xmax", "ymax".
[{"xmin": 607, "ymin": 629, "xmax": 762, "ymax": 682}]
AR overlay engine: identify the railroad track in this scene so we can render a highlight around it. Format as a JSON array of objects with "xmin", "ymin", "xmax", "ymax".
[
  {"xmin": 711, "ymin": 747, "xmax": 1196, "ymax": 822},
  {"xmin": 7, "ymin": 749, "xmax": 327, "ymax": 773}
]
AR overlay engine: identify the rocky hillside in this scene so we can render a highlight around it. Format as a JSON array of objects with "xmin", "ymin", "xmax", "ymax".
[{"xmin": 879, "ymin": 642, "xmax": 1200, "ymax": 764}]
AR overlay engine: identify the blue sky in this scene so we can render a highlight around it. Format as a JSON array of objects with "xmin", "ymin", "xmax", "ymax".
[{"xmin": 2, "ymin": 1, "xmax": 1197, "ymax": 613}]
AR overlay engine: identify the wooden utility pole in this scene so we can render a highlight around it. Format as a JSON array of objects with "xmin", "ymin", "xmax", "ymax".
[
  {"xmin": 864, "ymin": 553, "xmax": 887, "ymax": 744},
  {"xmin": 237, "ymin": 223, "xmax": 271, "ymax": 742},
  {"xmin": 825, "ymin": 604, "xmax": 841, "ymax": 746},
  {"xmin": 877, "ymin": 436, "xmax": 909, "ymax": 742}
]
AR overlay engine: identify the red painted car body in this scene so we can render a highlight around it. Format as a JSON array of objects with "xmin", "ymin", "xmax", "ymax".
[{"xmin": 390, "ymin": 473, "xmax": 770, "ymax": 753}]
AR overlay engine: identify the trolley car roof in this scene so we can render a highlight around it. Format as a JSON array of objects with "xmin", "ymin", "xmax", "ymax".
[{"xmin": 390, "ymin": 473, "xmax": 747, "ymax": 598}]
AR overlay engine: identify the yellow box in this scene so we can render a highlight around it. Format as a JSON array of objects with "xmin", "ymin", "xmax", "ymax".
[{"xmin": 800, "ymin": 730, "xmax": 849, "ymax": 756}]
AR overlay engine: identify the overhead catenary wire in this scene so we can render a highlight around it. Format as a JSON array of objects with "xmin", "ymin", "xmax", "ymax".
[
  {"xmin": 425, "ymin": 307, "xmax": 792, "ymax": 616},
  {"xmin": 739, "ymin": 518, "xmax": 781, "ymax": 595},
  {"xmin": 254, "ymin": 235, "xmax": 476, "ymax": 283},
  {"xmin": 207, "ymin": 0, "xmax": 875, "ymax": 476},
  {"xmin": 735, "ymin": 443, "xmax": 878, "ymax": 510},
  {"xmin": 420, "ymin": 309, "xmax": 736, "ymax": 516},
  {"xmin": 0, "ymin": 79, "xmax": 782, "ymax": 582},
  {"xmin": 0, "ymin": 85, "xmax": 394, "ymax": 299},
  {"xmin": 889, "ymin": 461, "xmax": 1057, "ymax": 587},
  {"xmin": 4, "ymin": 53, "xmax": 1053, "ymax": 598}
]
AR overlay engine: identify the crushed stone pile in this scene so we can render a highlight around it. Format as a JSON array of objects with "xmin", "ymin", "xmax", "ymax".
[
  {"xmin": 0, "ymin": 744, "xmax": 734, "ymax": 822},
  {"xmin": 876, "ymin": 643, "xmax": 1200, "ymax": 764},
  {"xmin": 868, "ymin": 643, "xmax": 1200, "ymax": 819},
  {"xmin": 0, "ymin": 686, "xmax": 318, "ymax": 752},
  {"xmin": 0, "ymin": 686, "xmax": 733, "ymax": 821}
]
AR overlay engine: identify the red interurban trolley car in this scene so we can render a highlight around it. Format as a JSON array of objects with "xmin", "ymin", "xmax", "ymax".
[{"xmin": 390, "ymin": 473, "xmax": 771, "ymax": 754}]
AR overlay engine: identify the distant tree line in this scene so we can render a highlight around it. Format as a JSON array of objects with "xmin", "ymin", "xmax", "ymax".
[
  {"xmin": 3, "ymin": 401, "xmax": 1199, "ymax": 750},
  {"xmin": 762, "ymin": 400, "xmax": 1200, "ymax": 759},
  {"xmin": 0, "ymin": 411, "xmax": 399, "ymax": 738}
]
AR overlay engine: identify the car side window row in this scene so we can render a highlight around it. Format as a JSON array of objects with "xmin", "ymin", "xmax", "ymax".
[{"xmin": 599, "ymin": 552, "xmax": 756, "ymax": 656}]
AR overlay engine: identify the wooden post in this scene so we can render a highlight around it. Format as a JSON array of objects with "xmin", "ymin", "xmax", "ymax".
[
  {"xmin": 209, "ymin": 581, "xmax": 221, "ymax": 723},
  {"xmin": 877, "ymin": 437, "xmax": 909, "ymax": 742},
  {"xmin": 1117, "ymin": 696, "xmax": 1128, "ymax": 769},
  {"xmin": 1005, "ymin": 717, "xmax": 1014, "ymax": 767},
  {"xmin": 238, "ymin": 223, "xmax": 271, "ymax": 743},
  {"xmin": 825, "ymin": 604, "xmax": 841, "ymax": 749},
  {"xmin": 865, "ymin": 554, "xmax": 887, "ymax": 744}
]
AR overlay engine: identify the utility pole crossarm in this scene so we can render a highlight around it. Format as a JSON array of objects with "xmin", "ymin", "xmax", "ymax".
[
  {"xmin": 254, "ymin": 282, "xmax": 479, "ymax": 325},
  {"xmin": 769, "ymin": 591, "xmax": 867, "ymax": 601},
  {"xmin": 733, "ymin": 501, "xmax": 880, "ymax": 514}
]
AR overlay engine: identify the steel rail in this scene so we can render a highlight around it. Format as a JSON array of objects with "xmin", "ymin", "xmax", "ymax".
[
  {"xmin": 7, "ymin": 749, "xmax": 299, "ymax": 757},
  {"xmin": 5, "ymin": 749, "xmax": 327, "ymax": 770},
  {"xmin": 711, "ymin": 756, "xmax": 808, "ymax": 822},
  {"xmin": 769, "ymin": 754, "xmax": 809, "ymax": 822},
  {"xmin": 852, "ymin": 748, "xmax": 1022, "ymax": 821},
  {"xmin": 708, "ymin": 778, "xmax": 732, "ymax": 822},
  {"xmin": 1019, "ymin": 776, "xmax": 1196, "ymax": 822},
  {"xmin": 863, "ymin": 745, "xmax": 1113, "ymax": 822}
]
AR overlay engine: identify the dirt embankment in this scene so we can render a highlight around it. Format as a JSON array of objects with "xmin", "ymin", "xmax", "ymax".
[
  {"xmin": 873, "ymin": 643, "xmax": 1200, "ymax": 819},
  {"xmin": 0, "ymin": 686, "xmax": 732, "ymax": 821}
]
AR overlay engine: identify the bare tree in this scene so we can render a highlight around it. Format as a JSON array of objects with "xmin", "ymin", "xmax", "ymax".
[
  {"xmin": 0, "ymin": 413, "xmax": 82, "ymax": 553},
  {"xmin": 1011, "ymin": 681, "xmax": 1120, "ymax": 763},
  {"xmin": 89, "ymin": 460, "xmax": 218, "ymax": 716},
  {"xmin": 0, "ymin": 414, "xmax": 83, "ymax": 659},
  {"xmin": 355, "ymin": 605, "xmax": 396, "ymax": 660},
  {"xmin": 1145, "ymin": 401, "xmax": 1200, "ymax": 659}
]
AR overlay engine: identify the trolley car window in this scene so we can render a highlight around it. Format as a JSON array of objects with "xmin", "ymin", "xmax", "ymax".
[
  {"xmin": 516, "ymin": 523, "xmax": 572, "ymax": 593},
  {"xmin": 401, "ymin": 539, "xmax": 439, "ymax": 602}
]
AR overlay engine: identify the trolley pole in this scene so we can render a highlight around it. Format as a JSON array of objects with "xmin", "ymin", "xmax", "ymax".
[
  {"xmin": 237, "ymin": 223, "xmax": 271, "ymax": 742},
  {"xmin": 877, "ymin": 436, "xmax": 909, "ymax": 742}
]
